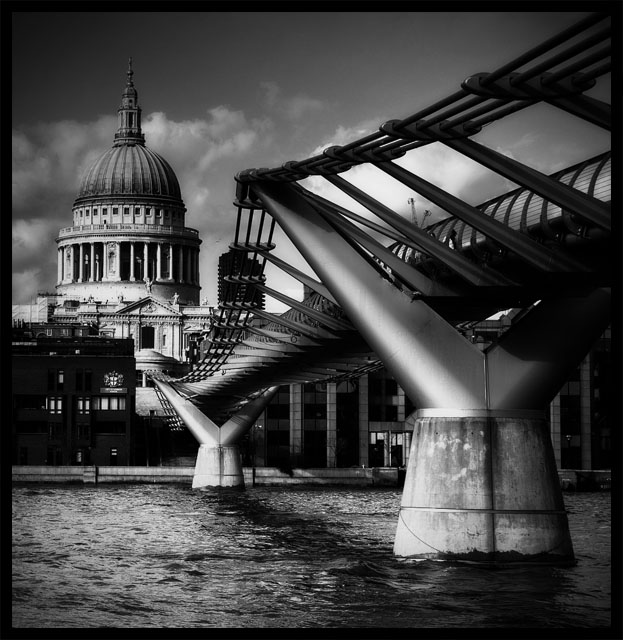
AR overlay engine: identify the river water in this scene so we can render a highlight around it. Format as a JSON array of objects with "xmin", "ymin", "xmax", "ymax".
[{"xmin": 12, "ymin": 485, "xmax": 612, "ymax": 630}]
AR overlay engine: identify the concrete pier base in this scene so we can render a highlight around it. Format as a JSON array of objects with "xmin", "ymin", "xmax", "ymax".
[
  {"xmin": 192, "ymin": 444, "xmax": 245, "ymax": 490},
  {"xmin": 394, "ymin": 412, "xmax": 575, "ymax": 564}
]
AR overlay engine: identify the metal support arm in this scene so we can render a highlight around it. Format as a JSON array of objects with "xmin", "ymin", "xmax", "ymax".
[
  {"xmin": 253, "ymin": 180, "xmax": 487, "ymax": 409},
  {"xmin": 486, "ymin": 287, "xmax": 611, "ymax": 409}
]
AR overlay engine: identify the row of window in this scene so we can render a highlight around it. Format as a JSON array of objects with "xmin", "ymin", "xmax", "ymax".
[
  {"xmin": 78, "ymin": 396, "xmax": 127, "ymax": 413},
  {"xmin": 33, "ymin": 395, "xmax": 127, "ymax": 414},
  {"xmin": 15, "ymin": 390, "xmax": 129, "ymax": 412},
  {"xmin": 76, "ymin": 207, "xmax": 182, "ymax": 221}
]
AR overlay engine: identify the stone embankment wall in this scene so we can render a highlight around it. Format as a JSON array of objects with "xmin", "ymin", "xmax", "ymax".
[
  {"xmin": 11, "ymin": 465, "xmax": 401, "ymax": 486},
  {"xmin": 12, "ymin": 466, "xmax": 610, "ymax": 490}
]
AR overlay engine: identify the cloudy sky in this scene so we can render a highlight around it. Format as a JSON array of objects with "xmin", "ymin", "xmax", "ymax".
[{"xmin": 12, "ymin": 10, "xmax": 610, "ymax": 309}]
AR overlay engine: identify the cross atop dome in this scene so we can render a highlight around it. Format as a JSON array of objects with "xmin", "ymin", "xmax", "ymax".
[{"xmin": 127, "ymin": 56, "xmax": 134, "ymax": 85}]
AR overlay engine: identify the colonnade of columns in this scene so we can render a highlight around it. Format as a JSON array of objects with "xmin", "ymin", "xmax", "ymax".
[{"xmin": 58, "ymin": 240, "xmax": 200, "ymax": 285}]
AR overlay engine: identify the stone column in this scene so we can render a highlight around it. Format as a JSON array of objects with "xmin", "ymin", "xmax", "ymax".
[
  {"xmin": 130, "ymin": 242, "xmax": 135, "ymax": 281},
  {"xmin": 89, "ymin": 243, "xmax": 95, "ymax": 281},
  {"xmin": 156, "ymin": 243, "xmax": 162, "ymax": 281},
  {"xmin": 186, "ymin": 248, "xmax": 192, "ymax": 284},
  {"xmin": 168, "ymin": 243, "xmax": 174, "ymax": 280},
  {"xmin": 326, "ymin": 382, "xmax": 337, "ymax": 468},
  {"xmin": 178, "ymin": 245, "xmax": 184, "ymax": 283},
  {"xmin": 143, "ymin": 243, "xmax": 149, "ymax": 281},
  {"xmin": 78, "ymin": 244, "xmax": 84, "ymax": 282},
  {"xmin": 65, "ymin": 246, "xmax": 73, "ymax": 283},
  {"xmin": 57, "ymin": 248, "xmax": 63, "ymax": 285}
]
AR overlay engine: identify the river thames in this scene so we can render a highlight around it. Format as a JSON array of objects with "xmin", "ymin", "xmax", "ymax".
[{"xmin": 12, "ymin": 485, "xmax": 612, "ymax": 631}]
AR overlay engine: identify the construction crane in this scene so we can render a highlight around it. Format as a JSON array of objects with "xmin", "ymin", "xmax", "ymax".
[{"xmin": 408, "ymin": 198, "xmax": 431, "ymax": 228}]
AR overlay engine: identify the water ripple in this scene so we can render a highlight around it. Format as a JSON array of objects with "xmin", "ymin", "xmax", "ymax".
[{"xmin": 12, "ymin": 485, "xmax": 610, "ymax": 628}]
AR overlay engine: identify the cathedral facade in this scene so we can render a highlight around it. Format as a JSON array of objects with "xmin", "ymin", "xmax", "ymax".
[{"xmin": 52, "ymin": 61, "xmax": 212, "ymax": 380}]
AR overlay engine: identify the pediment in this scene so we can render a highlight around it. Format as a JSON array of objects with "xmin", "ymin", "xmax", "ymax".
[{"xmin": 115, "ymin": 296, "xmax": 183, "ymax": 316}]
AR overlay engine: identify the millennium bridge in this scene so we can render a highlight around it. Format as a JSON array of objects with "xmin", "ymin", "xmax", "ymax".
[{"xmin": 153, "ymin": 13, "xmax": 612, "ymax": 564}]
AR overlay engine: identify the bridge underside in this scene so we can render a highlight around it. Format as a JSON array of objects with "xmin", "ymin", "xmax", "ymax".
[{"xmin": 153, "ymin": 14, "xmax": 612, "ymax": 564}]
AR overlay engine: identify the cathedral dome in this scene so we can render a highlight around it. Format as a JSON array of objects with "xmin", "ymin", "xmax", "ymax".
[
  {"xmin": 77, "ymin": 144, "xmax": 182, "ymax": 200},
  {"xmin": 75, "ymin": 56, "xmax": 183, "ymax": 204}
]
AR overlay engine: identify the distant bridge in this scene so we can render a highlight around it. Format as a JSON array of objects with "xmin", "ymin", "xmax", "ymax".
[{"xmin": 154, "ymin": 13, "xmax": 611, "ymax": 564}]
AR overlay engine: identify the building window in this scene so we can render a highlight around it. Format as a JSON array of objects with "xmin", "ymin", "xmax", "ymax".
[
  {"xmin": 124, "ymin": 207, "xmax": 130, "ymax": 216},
  {"xmin": 102, "ymin": 207, "xmax": 108, "ymax": 217},
  {"xmin": 57, "ymin": 369, "xmax": 64, "ymax": 390},
  {"xmin": 156, "ymin": 209, "xmax": 162, "ymax": 217},
  {"xmin": 390, "ymin": 432, "xmax": 411, "ymax": 467},
  {"xmin": 85, "ymin": 369, "xmax": 92, "ymax": 391},
  {"xmin": 47, "ymin": 397, "xmax": 63, "ymax": 414},
  {"xmin": 303, "ymin": 382, "xmax": 327, "ymax": 429},
  {"xmin": 77, "ymin": 397, "xmax": 91, "ymax": 414},
  {"xmin": 110, "ymin": 448, "xmax": 119, "ymax": 466},
  {"xmin": 113, "ymin": 207, "xmax": 119, "ymax": 216},
  {"xmin": 92, "ymin": 396, "xmax": 126, "ymax": 411},
  {"xmin": 162, "ymin": 333, "xmax": 167, "ymax": 347},
  {"xmin": 369, "ymin": 432, "xmax": 387, "ymax": 467}
]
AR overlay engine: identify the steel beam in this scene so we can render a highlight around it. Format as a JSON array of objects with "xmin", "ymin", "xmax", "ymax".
[{"xmin": 260, "ymin": 251, "xmax": 338, "ymax": 304}]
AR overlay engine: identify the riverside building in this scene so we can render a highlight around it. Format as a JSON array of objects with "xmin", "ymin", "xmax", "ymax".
[{"xmin": 12, "ymin": 330, "xmax": 136, "ymax": 466}]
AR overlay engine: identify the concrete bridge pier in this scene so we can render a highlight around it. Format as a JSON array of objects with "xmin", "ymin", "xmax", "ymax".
[
  {"xmin": 193, "ymin": 444, "xmax": 245, "ymax": 490},
  {"xmin": 154, "ymin": 380, "xmax": 278, "ymax": 489},
  {"xmin": 394, "ymin": 410, "xmax": 573, "ymax": 563}
]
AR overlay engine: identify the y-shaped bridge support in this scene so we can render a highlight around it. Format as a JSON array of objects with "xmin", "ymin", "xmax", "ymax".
[
  {"xmin": 254, "ymin": 181, "xmax": 610, "ymax": 564},
  {"xmin": 154, "ymin": 380, "xmax": 278, "ymax": 489}
]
